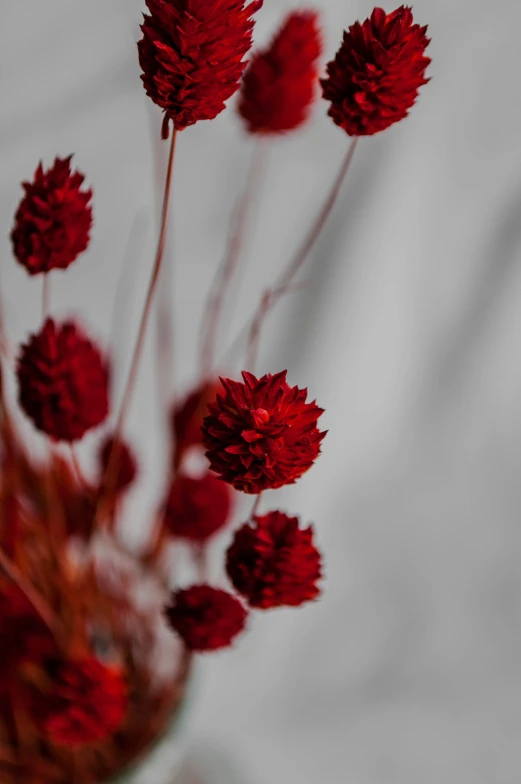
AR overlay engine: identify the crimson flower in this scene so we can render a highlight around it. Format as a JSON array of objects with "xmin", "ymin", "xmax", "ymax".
[
  {"xmin": 172, "ymin": 379, "xmax": 221, "ymax": 466},
  {"xmin": 39, "ymin": 657, "xmax": 128, "ymax": 747},
  {"xmin": 11, "ymin": 156, "xmax": 92, "ymax": 275},
  {"xmin": 239, "ymin": 10, "xmax": 322, "ymax": 135},
  {"xmin": 17, "ymin": 319, "xmax": 109, "ymax": 442},
  {"xmin": 98, "ymin": 436, "xmax": 138, "ymax": 495},
  {"xmin": 321, "ymin": 6, "xmax": 430, "ymax": 136},
  {"xmin": 164, "ymin": 471, "xmax": 232, "ymax": 542},
  {"xmin": 201, "ymin": 371, "xmax": 325, "ymax": 494},
  {"xmin": 138, "ymin": 0, "xmax": 263, "ymax": 137},
  {"xmin": 226, "ymin": 510, "xmax": 322, "ymax": 608},
  {"xmin": 165, "ymin": 584, "xmax": 247, "ymax": 651}
]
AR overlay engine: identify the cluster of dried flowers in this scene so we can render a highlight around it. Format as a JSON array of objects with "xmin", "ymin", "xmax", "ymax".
[{"xmin": 0, "ymin": 2, "xmax": 430, "ymax": 781}]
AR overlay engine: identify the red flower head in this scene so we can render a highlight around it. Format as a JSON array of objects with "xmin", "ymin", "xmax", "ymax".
[
  {"xmin": 164, "ymin": 471, "xmax": 232, "ymax": 542},
  {"xmin": 138, "ymin": 0, "xmax": 263, "ymax": 137},
  {"xmin": 17, "ymin": 318, "xmax": 109, "ymax": 442},
  {"xmin": 11, "ymin": 156, "xmax": 93, "ymax": 275},
  {"xmin": 165, "ymin": 584, "xmax": 247, "ymax": 651},
  {"xmin": 226, "ymin": 510, "xmax": 322, "ymax": 608},
  {"xmin": 172, "ymin": 379, "xmax": 221, "ymax": 466},
  {"xmin": 98, "ymin": 436, "xmax": 138, "ymax": 495},
  {"xmin": 239, "ymin": 10, "xmax": 322, "ymax": 135},
  {"xmin": 39, "ymin": 656, "xmax": 128, "ymax": 747},
  {"xmin": 201, "ymin": 371, "xmax": 325, "ymax": 494},
  {"xmin": 321, "ymin": 6, "xmax": 430, "ymax": 136}
]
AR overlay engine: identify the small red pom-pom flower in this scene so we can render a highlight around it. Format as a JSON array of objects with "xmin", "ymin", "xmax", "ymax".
[
  {"xmin": 11, "ymin": 156, "xmax": 93, "ymax": 275},
  {"xmin": 172, "ymin": 380, "xmax": 221, "ymax": 466},
  {"xmin": 98, "ymin": 436, "xmax": 138, "ymax": 495},
  {"xmin": 165, "ymin": 584, "xmax": 247, "ymax": 651},
  {"xmin": 321, "ymin": 6, "xmax": 430, "ymax": 136},
  {"xmin": 226, "ymin": 510, "xmax": 322, "ymax": 608},
  {"xmin": 201, "ymin": 371, "xmax": 325, "ymax": 494},
  {"xmin": 17, "ymin": 318, "xmax": 109, "ymax": 442},
  {"xmin": 164, "ymin": 471, "xmax": 232, "ymax": 542},
  {"xmin": 39, "ymin": 657, "xmax": 128, "ymax": 747},
  {"xmin": 239, "ymin": 10, "xmax": 322, "ymax": 135},
  {"xmin": 138, "ymin": 0, "xmax": 263, "ymax": 137}
]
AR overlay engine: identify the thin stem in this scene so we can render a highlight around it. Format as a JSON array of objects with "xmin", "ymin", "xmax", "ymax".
[
  {"xmin": 70, "ymin": 446, "xmax": 87, "ymax": 486},
  {"xmin": 42, "ymin": 273, "xmax": 50, "ymax": 322},
  {"xmin": 250, "ymin": 492, "xmax": 262, "ymax": 519},
  {"xmin": 200, "ymin": 142, "xmax": 266, "ymax": 374},
  {"xmin": 245, "ymin": 137, "xmax": 358, "ymax": 371}
]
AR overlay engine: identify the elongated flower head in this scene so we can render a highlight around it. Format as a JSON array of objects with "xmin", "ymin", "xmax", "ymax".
[
  {"xmin": 172, "ymin": 379, "xmax": 221, "ymax": 466},
  {"xmin": 321, "ymin": 6, "xmax": 430, "ymax": 136},
  {"xmin": 17, "ymin": 319, "xmax": 109, "ymax": 442},
  {"xmin": 201, "ymin": 371, "xmax": 326, "ymax": 494},
  {"xmin": 165, "ymin": 584, "xmax": 247, "ymax": 651},
  {"xmin": 138, "ymin": 0, "xmax": 263, "ymax": 137},
  {"xmin": 239, "ymin": 10, "xmax": 322, "ymax": 134},
  {"xmin": 226, "ymin": 510, "xmax": 322, "ymax": 608},
  {"xmin": 98, "ymin": 436, "xmax": 138, "ymax": 495},
  {"xmin": 164, "ymin": 471, "xmax": 232, "ymax": 542},
  {"xmin": 11, "ymin": 156, "xmax": 92, "ymax": 275}
]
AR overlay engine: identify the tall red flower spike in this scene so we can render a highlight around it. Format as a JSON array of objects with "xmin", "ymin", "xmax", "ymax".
[
  {"xmin": 321, "ymin": 6, "xmax": 430, "ymax": 136},
  {"xmin": 17, "ymin": 318, "xmax": 109, "ymax": 443},
  {"xmin": 201, "ymin": 371, "xmax": 326, "ymax": 494},
  {"xmin": 138, "ymin": 0, "xmax": 263, "ymax": 137},
  {"xmin": 164, "ymin": 471, "xmax": 232, "ymax": 542},
  {"xmin": 239, "ymin": 10, "xmax": 322, "ymax": 135},
  {"xmin": 226, "ymin": 510, "xmax": 322, "ymax": 608},
  {"xmin": 165, "ymin": 584, "xmax": 247, "ymax": 652},
  {"xmin": 11, "ymin": 156, "xmax": 93, "ymax": 275},
  {"xmin": 98, "ymin": 436, "xmax": 138, "ymax": 495},
  {"xmin": 38, "ymin": 657, "xmax": 128, "ymax": 747}
]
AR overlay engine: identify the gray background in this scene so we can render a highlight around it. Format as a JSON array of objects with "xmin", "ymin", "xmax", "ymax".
[{"xmin": 2, "ymin": 1, "xmax": 521, "ymax": 782}]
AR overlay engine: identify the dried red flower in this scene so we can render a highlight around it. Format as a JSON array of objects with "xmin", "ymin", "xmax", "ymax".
[
  {"xmin": 226, "ymin": 510, "xmax": 322, "ymax": 608},
  {"xmin": 164, "ymin": 471, "xmax": 232, "ymax": 542},
  {"xmin": 239, "ymin": 10, "xmax": 322, "ymax": 135},
  {"xmin": 138, "ymin": 0, "xmax": 263, "ymax": 137},
  {"xmin": 201, "ymin": 371, "xmax": 325, "ymax": 494},
  {"xmin": 11, "ymin": 156, "xmax": 93, "ymax": 275},
  {"xmin": 17, "ymin": 318, "xmax": 109, "ymax": 442},
  {"xmin": 165, "ymin": 584, "xmax": 247, "ymax": 651},
  {"xmin": 39, "ymin": 656, "xmax": 128, "ymax": 747},
  {"xmin": 99, "ymin": 436, "xmax": 138, "ymax": 495},
  {"xmin": 172, "ymin": 380, "xmax": 221, "ymax": 466},
  {"xmin": 321, "ymin": 6, "xmax": 430, "ymax": 136}
]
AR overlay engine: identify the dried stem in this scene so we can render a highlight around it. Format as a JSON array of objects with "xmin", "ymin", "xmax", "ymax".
[
  {"xmin": 42, "ymin": 274, "xmax": 50, "ymax": 322},
  {"xmin": 250, "ymin": 492, "xmax": 262, "ymax": 519}
]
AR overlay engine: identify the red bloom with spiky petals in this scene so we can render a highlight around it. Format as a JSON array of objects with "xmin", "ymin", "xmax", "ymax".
[
  {"xmin": 166, "ymin": 584, "xmax": 247, "ymax": 651},
  {"xmin": 239, "ymin": 10, "xmax": 322, "ymax": 135},
  {"xmin": 226, "ymin": 510, "xmax": 322, "ymax": 608},
  {"xmin": 38, "ymin": 657, "xmax": 128, "ymax": 747},
  {"xmin": 17, "ymin": 318, "xmax": 109, "ymax": 443},
  {"xmin": 138, "ymin": 0, "xmax": 263, "ymax": 137},
  {"xmin": 164, "ymin": 471, "xmax": 232, "ymax": 542},
  {"xmin": 11, "ymin": 156, "xmax": 92, "ymax": 275},
  {"xmin": 201, "ymin": 371, "xmax": 325, "ymax": 494},
  {"xmin": 98, "ymin": 436, "xmax": 138, "ymax": 495},
  {"xmin": 321, "ymin": 6, "xmax": 430, "ymax": 136}
]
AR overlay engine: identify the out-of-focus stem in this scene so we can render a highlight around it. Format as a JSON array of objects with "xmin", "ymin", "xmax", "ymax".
[
  {"xmin": 250, "ymin": 492, "xmax": 262, "ymax": 519},
  {"xmin": 245, "ymin": 137, "xmax": 358, "ymax": 371},
  {"xmin": 42, "ymin": 273, "xmax": 50, "ymax": 322}
]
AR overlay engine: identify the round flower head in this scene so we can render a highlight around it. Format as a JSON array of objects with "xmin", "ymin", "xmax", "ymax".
[
  {"xmin": 38, "ymin": 656, "xmax": 128, "ymax": 747},
  {"xmin": 226, "ymin": 510, "xmax": 322, "ymax": 608},
  {"xmin": 172, "ymin": 379, "xmax": 221, "ymax": 466},
  {"xmin": 17, "ymin": 318, "xmax": 109, "ymax": 442},
  {"xmin": 239, "ymin": 10, "xmax": 322, "ymax": 135},
  {"xmin": 164, "ymin": 471, "xmax": 232, "ymax": 542},
  {"xmin": 98, "ymin": 436, "xmax": 138, "ymax": 495},
  {"xmin": 138, "ymin": 0, "xmax": 263, "ymax": 137},
  {"xmin": 201, "ymin": 371, "xmax": 326, "ymax": 494},
  {"xmin": 11, "ymin": 156, "xmax": 92, "ymax": 275},
  {"xmin": 321, "ymin": 6, "xmax": 430, "ymax": 136},
  {"xmin": 165, "ymin": 584, "xmax": 247, "ymax": 651}
]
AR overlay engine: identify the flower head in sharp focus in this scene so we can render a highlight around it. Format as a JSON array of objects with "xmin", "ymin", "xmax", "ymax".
[
  {"xmin": 138, "ymin": 0, "xmax": 263, "ymax": 138},
  {"xmin": 17, "ymin": 318, "xmax": 109, "ymax": 442},
  {"xmin": 226, "ymin": 510, "xmax": 322, "ymax": 608},
  {"xmin": 165, "ymin": 584, "xmax": 247, "ymax": 651},
  {"xmin": 38, "ymin": 657, "xmax": 128, "ymax": 747},
  {"xmin": 98, "ymin": 436, "xmax": 138, "ymax": 496},
  {"xmin": 201, "ymin": 371, "xmax": 326, "ymax": 494},
  {"xmin": 321, "ymin": 6, "xmax": 431, "ymax": 136},
  {"xmin": 238, "ymin": 10, "xmax": 322, "ymax": 135},
  {"xmin": 164, "ymin": 471, "xmax": 232, "ymax": 542},
  {"xmin": 11, "ymin": 156, "xmax": 92, "ymax": 275}
]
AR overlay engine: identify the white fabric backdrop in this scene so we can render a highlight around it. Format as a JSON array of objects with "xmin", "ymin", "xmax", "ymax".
[{"xmin": 2, "ymin": 1, "xmax": 521, "ymax": 782}]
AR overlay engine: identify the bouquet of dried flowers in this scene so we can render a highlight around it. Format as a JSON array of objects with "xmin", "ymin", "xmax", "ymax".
[{"xmin": 0, "ymin": 3, "xmax": 430, "ymax": 782}]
